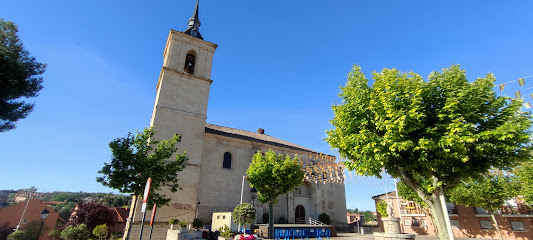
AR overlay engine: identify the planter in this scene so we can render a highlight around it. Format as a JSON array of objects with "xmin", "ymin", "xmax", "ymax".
[
  {"xmin": 218, "ymin": 237, "xmax": 232, "ymax": 240},
  {"xmin": 194, "ymin": 230, "xmax": 203, "ymax": 238},
  {"xmin": 167, "ymin": 229, "xmax": 180, "ymax": 240},
  {"xmin": 180, "ymin": 227, "xmax": 188, "ymax": 233}
]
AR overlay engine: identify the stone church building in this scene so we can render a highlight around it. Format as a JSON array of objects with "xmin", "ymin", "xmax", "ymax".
[{"xmin": 129, "ymin": 1, "xmax": 347, "ymax": 239}]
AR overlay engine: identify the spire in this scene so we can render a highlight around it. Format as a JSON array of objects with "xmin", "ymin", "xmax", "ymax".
[{"xmin": 184, "ymin": 0, "xmax": 203, "ymax": 39}]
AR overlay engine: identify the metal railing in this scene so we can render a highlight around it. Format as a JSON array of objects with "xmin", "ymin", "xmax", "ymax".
[{"xmin": 307, "ymin": 217, "xmax": 325, "ymax": 225}]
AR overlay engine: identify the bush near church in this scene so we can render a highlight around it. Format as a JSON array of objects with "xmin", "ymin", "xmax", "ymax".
[{"xmin": 318, "ymin": 213, "xmax": 331, "ymax": 225}]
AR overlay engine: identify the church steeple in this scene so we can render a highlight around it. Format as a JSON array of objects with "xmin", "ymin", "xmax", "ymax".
[{"xmin": 184, "ymin": 0, "xmax": 203, "ymax": 39}]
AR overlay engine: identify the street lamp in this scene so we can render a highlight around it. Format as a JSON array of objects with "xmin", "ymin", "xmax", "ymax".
[
  {"xmin": 36, "ymin": 209, "xmax": 49, "ymax": 240},
  {"xmin": 354, "ymin": 208, "xmax": 361, "ymax": 234},
  {"xmin": 250, "ymin": 188, "xmax": 257, "ymax": 206},
  {"xmin": 250, "ymin": 188, "xmax": 257, "ymax": 234}
]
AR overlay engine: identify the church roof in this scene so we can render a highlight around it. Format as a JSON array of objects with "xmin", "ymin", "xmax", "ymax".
[{"xmin": 205, "ymin": 123, "xmax": 318, "ymax": 153}]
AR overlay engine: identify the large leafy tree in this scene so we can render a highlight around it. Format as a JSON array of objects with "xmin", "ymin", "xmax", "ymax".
[
  {"xmin": 96, "ymin": 127, "xmax": 188, "ymax": 239},
  {"xmin": 326, "ymin": 65, "xmax": 532, "ymax": 239},
  {"xmin": 246, "ymin": 149, "xmax": 304, "ymax": 238},
  {"xmin": 0, "ymin": 18, "xmax": 46, "ymax": 132}
]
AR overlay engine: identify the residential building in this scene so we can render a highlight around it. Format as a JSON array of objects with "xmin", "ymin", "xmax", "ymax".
[
  {"xmin": 0, "ymin": 199, "xmax": 62, "ymax": 240},
  {"xmin": 373, "ymin": 191, "xmax": 533, "ymax": 239}
]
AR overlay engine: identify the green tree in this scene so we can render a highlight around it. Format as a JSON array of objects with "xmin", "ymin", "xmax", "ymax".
[
  {"xmin": 51, "ymin": 193, "xmax": 81, "ymax": 202},
  {"xmin": 447, "ymin": 171, "xmax": 519, "ymax": 240},
  {"xmin": 0, "ymin": 18, "xmax": 46, "ymax": 132},
  {"xmin": 21, "ymin": 220, "xmax": 48, "ymax": 240},
  {"xmin": 326, "ymin": 65, "xmax": 532, "ymax": 239},
  {"xmin": 60, "ymin": 224, "xmax": 90, "ymax": 240},
  {"xmin": 515, "ymin": 160, "xmax": 533, "ymax": 204},
  {"xmin": 54, "ymin": 202, "xmax": 76, "ymax": 221},
  {"xmin": 91, "ymin": 224, "xmax": 108, "ymax": 240},
  {"xmin": 375, "ymin": 201, "xmax": 388, "ymax": 218},
  {"xmin": 100, "ymin": 194, "xmax": 131, "ymax": 208},
  {"xmin": 360, "ymin": 211, "xmax": 376, "ymax": 223},
  {"xmin": 231, "ymin": 203, "xmax": 255, "ymax": 231},
  {"xmin": 246, "ymin": 149, "xmax": 305, "ymax": 238},
  {"xmin": 96, "ymin": 127, "xmax": 188, "ymax": 240}
]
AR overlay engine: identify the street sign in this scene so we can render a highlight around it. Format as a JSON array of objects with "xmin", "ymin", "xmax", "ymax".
[{"xmin": 142, "ymin": 177, "xmax": 152, "ymax": 203}]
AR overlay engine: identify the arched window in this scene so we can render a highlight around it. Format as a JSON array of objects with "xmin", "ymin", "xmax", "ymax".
[
  {"xmin": 184, "ymin": 52, "xmax": 196, "ymax": 74},
  {"xmin": 223, "ymin": 152, "xmax": 232, "ymax": 169}
]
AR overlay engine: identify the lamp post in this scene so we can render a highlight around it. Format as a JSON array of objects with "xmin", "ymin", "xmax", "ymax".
[
  {"xmin": 355, "ymin": 208, "xmax": 361, "ymax": 235},
  {"xmin": 250, "ymin": 188, "xmax": 257, "ymax": 207},
  {"xmin": 250, "ymin": 188, "xmax": 257, "ymax": 234},
  {"xmin": 36, "ymin": 209, "xmax": 49, "ymax": 240}
]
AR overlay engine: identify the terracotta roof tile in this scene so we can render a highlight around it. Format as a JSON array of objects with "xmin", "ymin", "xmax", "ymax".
[{"xmin": 205, "ymin": 123, "xmax": 316, "ymax": 153}]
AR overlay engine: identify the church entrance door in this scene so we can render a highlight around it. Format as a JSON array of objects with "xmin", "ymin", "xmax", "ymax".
[{"xmin": 295, "ymin": 205, "xmax": 305, "ymax": 224}]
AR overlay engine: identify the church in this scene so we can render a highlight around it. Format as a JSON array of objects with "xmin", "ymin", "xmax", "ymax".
[{"xmin": 129, "ymin": 1, "xmax": 347, "ymax": 239}]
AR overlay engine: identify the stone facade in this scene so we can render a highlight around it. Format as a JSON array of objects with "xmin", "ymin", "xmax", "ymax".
[{"xmin": 128, "ymin": 5, "xmax": 347, "ymax": 239}]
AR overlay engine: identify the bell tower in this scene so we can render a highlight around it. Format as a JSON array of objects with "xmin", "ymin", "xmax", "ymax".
[{"xmin": 148, "ymin": 0, "xmax": 217, "ymax": 221}]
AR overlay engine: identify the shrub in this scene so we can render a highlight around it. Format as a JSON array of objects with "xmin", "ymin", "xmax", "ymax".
[
  {"xmin": 179, "ymin": 222, "xmax": 188, "ymax": 228},
  {"xmin": 92, "ymin": 224, "xmax": 108, "ymax": 240},
  {"xmin": 192, "ymin": 219, "xmax": 203, "ymax": 230},
  {"xmin": 49, "ymin": 230, "xmax": 61, "ymax": 240},
  {"xmin": 376, "ymin": 201, "xmax": 388, "ymax": 218},
  {"xmin": 218, "ymin": 225, "xmax": 233, "ymax": 238},
  {"xmin": 61, "ymin": 224, "xmax": 90, "ymax": 240},
  {"xmin": 7, "ymin": 231, "xmax": 25, "ymax": 240},
  {"xmin": 169, "ymin": 218, "xmax": 179, "ymax": 225},
  {"xmin": 318, "ymin": 213, "xmax": 331, "ymax": 225},
  {"xmin": 108, "ymin": 232, "xmax": 123, "ymax": 240},
  {"xmin": 232, "ymin": 203, "xmax": 256, "ymax": 226}
]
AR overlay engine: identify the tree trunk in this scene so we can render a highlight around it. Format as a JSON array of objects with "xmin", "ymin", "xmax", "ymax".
[
  {"xmin": 123, "ymin": 194, "xmax": 138, "ymax": 240},
  {"xmin": 438, "ymin": 191, "xmax": 455, "ymax": 240},
  {"xmin": 396, "ymin": 171, "xmax": 454, "ymax": 240},
  {"xmin": 490, "ymin": 213, "xmax": 504, "ymax": 240},
  {"xmin": 428, "ymin": 193, "xmax": 450, "ymax": 240},
  {"xmin": 268, "ymin": 201, "xmax": 274, "ymax": 239}
]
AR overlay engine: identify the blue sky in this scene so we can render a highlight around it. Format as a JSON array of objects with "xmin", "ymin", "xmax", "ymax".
[{"xmin": 1, "ymin": 1, "xmax": 533, "ymax": 212}]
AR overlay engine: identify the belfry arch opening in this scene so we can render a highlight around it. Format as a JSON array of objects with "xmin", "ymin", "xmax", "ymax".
[{"xmin": 184, "ymin": 50, "xmax": 197, "ymax": 74}]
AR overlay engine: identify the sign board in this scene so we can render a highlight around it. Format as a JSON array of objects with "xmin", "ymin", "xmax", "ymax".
[
  {"xmin": 142, "ymin": 177, "xmax": 152, "ymax": 203},
  {"xmin": 141, "ymin": 203, "xmax": 147, "ymax": 213}
]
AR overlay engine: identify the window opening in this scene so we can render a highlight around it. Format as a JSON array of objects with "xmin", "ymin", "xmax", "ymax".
[
  {"xmin": 480, "ymin": 220, "xmax": 492, "ymax": 230},
  {"xmin": 223, "ymin": 152, "xmax": 232, "ymax": 169},
  {"xmin": 511, "ymin": 221, "xmax": 525, "ymax": 231}
]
